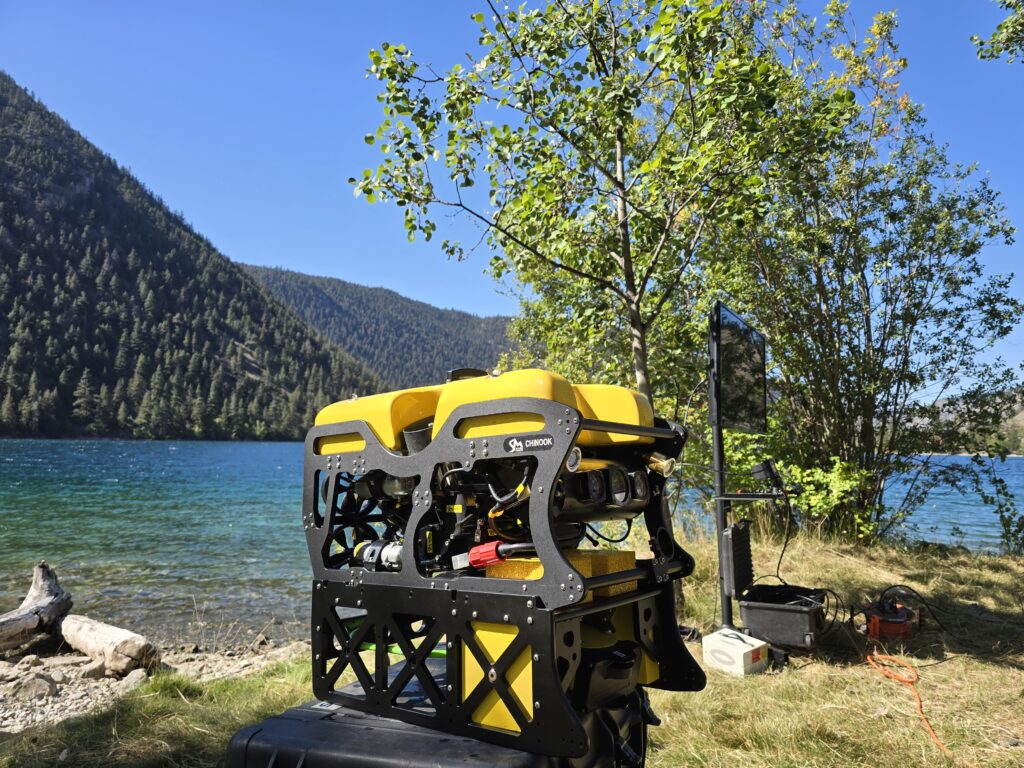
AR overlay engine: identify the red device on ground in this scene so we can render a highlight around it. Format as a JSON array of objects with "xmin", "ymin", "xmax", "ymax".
[{"xmin": 861, "ymin": 600, "xmax": 923, "ymax": 641}]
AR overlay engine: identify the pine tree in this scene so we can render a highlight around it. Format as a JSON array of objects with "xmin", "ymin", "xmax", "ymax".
[
  {"xmin": 72, "ymin": 369, "xmax": 96, "ymax": 425},
  {"xmin": 1, "ymin": 390, "xmax": 17, "ymax": 431}
]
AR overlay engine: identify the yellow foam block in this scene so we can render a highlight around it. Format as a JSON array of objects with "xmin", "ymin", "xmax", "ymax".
[{"xmin": 486, "ymin": 549, "xmax": 636, "ymax": 600}]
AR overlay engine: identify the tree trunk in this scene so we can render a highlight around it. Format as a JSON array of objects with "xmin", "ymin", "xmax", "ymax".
[
  {"xmin": 0, "ymin": 562, "xmax": 73, "ymax": 651},
  {"xmin": 60, "ymin": 614, "xmax": 161, "ymax": 674},
  {"xmin": 612, "ymin": 126, "xmax": 653, "ymax": 405}
]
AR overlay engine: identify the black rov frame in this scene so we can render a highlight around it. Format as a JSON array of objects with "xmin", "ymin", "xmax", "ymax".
[{"xmin": 303, "ymin": 396, "xmax": 706, "ymax": 759}]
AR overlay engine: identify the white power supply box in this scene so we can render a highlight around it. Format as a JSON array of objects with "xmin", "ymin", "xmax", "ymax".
[{"xmin": 701, "ymin": 628, "xmax": 769, "ymax": 676}]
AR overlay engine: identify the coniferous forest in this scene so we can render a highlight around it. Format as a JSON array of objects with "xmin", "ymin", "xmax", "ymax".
[
  {"xmin": 0, "ymin": 71, "xmax": 396, "ymax": 440},
  {"xmin": 244, "ymin": 265, "xmax": 508, "ymax": 389}
]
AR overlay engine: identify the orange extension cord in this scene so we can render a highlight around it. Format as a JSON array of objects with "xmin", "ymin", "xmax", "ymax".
[{"xmin": 865, "ymin": 652, "xmax": 976, "ymax": 766}]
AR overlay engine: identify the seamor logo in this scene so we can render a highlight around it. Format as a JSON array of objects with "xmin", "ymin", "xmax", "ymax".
[{"xmin": 504, "ymin": 434, "xmax": 554, "ymax": 453}]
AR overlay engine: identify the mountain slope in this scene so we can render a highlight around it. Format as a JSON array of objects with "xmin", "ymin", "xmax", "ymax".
[
  {"xmin": 0, "ymin": 71, "xmax": 382, "ymax": 439},
  {"xmin": 243, "ymin": 265, "xmax": 509, "ymax": 389}
]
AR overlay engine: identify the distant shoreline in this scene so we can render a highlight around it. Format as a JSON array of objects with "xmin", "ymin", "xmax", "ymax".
[{"xmin": 1, "ymin": 436, "xmax": 1021, "ymax": 458}]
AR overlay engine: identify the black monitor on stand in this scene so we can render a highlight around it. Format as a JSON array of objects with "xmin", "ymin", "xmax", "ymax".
[{"xmin": 708, "ymin": 301, "xmax": 767, "ymax": 629}]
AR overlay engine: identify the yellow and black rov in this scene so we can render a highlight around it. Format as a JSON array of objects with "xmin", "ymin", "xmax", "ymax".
[{"xmin": 228, "ymin": 368, "xmax": 705, "ymax": 767}]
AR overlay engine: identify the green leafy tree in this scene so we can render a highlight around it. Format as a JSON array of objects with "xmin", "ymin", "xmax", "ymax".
[
  {"xmin": 974, "ymin": 0, "xmax": 1024, "ymax": 63},
  {"xmin": 355, "ymin": 0, "xmax": 840, "ymax": 403},
  {"xmin": 714, "ymin": 6, "xmax": 1022, "ymax": 549}
]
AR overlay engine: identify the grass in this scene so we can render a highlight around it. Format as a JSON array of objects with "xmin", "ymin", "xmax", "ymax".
[{"xmin": 2, "ymin": 535, "xmax": 1022, "ymax": 767}]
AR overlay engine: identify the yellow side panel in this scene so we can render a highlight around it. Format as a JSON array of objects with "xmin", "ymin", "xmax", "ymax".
[
  {"xmin": 505, "ymin": 645, "xmax": 534, "ymax": 722},
  {"xmin": 486, "ymin": 550, "xmax": 636, "ymax": 600},
  {"xmin": 432, "ymin": 369, "xmax": 575, "ymax": 439},
  {"xmin": 314, "ymin": 433, "xmax": 366, "ymax": 455},
  {"xmin": 574, "ymin": 384, "xmax": 655, "ymax": 446},
  {"xmin": 462, "ymin": 622, "xmax": 533, "ymax": 733},
  {"xmin": 315, "ymin": 385, "xmax": 442, "ymax": 451}
]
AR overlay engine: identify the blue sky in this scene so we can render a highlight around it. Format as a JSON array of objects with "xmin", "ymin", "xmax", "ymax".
[{"xmin": 1, "ymin": 1, "xmax": 1021, "ymax": 353}]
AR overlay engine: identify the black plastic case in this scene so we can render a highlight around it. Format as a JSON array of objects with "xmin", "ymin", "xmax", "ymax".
[
  {"xmin": 226, "ymin": 700, "xmax": 557, "ymax": 768},
  {"xmin": 738, "ymin": 584, "xmax": 827, "ymax": 649}
]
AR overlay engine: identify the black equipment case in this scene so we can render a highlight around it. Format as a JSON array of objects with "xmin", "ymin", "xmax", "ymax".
[{"xmin": 226, "ymin": 700, "xmax": 556, "ymax": 768}]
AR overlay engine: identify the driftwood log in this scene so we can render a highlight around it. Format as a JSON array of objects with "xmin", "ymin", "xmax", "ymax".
[
  {"xmin": 60, "ymin": 614, "xmax": 161, "ymax": 674},
  {"xmin": 0, "ymin": 561, "xmax": 73, "ymax": 651}
]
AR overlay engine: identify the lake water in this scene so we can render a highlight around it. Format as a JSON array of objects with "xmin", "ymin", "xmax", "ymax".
[
  {"xmin": 0, "ymin": 440, "xmax": 1017, "ymax": 642},
  {"xmin": 0, "ymin": 439, "xmax": 309, "ymax": 645}
]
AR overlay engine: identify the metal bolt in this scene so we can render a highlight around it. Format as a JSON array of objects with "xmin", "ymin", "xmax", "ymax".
[
  {"xmin": 560, "ymin": 584, "xmax": 566, "ymax": 591},
  {"xmin": 315, "ymin": 654, "xmax": 320, "ymax": 660},
  {"xmin": 521, "ymin": 585, "xmax": 528, "ymax": 592},
  {"xmin": 451, "ymin": 609, "xmax": 458, "ymax": 616},
  {"xmin": 356, "ymin": 599, "xmax": 362, "ymax": 607},
  {"xmin": 527, "ymin": 617, "xmax": 534, "ymax": 625},
  {"xmin": 526, "ymin": 600, "xmax": 534, "ymax": 609},
  {"xmin": 576, "ymin": 584, "xmax": 583, "ymax": 592},
  {"xmin": 472, "ymin": 610, "xmax": 478, "ymax": 618},
  {"xmin": 569, "ymin": 594, "xmax": 575, "ymax": 601},
  {"xmin": 469, "ymin": 441, "xmax": 475, "ymax": 448},
  {"xmin": 533, "ymin": 653, "xmax": 540, "ymax": 662},
  {"xmin": 447, "ymin": 641, "xmax": 453, "ymax": 649},
  {"xmin": 487, "ymin": 668, "xmax": 498, "ymax": 683},
  {"xmin": 447, "ymin": 684, "xmax": 453, "ymax": 692},
  {"xmin": 535, "ymin": 700, "xmax": 541, "ymax": 710},
  {"xmin": 503, "ymin": 614, "xmax": 510, "ymax": 622},
  {"xmin": 482, "ymin": 440, "xmax": 488, "ymax": 447},
  {"xmin": 568, "ymin": 574, "xmax": 574, "ymax": 581}
]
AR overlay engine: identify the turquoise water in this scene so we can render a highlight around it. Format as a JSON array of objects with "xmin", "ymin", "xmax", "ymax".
[
  {"xmin": 0, "ymin": 440, "xmax": 1016, "ymax": 641},
  {"xmin": 0, "ymin": 439, "xmax": 309, "ymax": 643}
]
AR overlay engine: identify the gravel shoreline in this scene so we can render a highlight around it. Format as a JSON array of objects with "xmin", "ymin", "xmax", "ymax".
[{"xmin": 0, "ymin": 637, "xmax": 308, "ymax": 735}]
